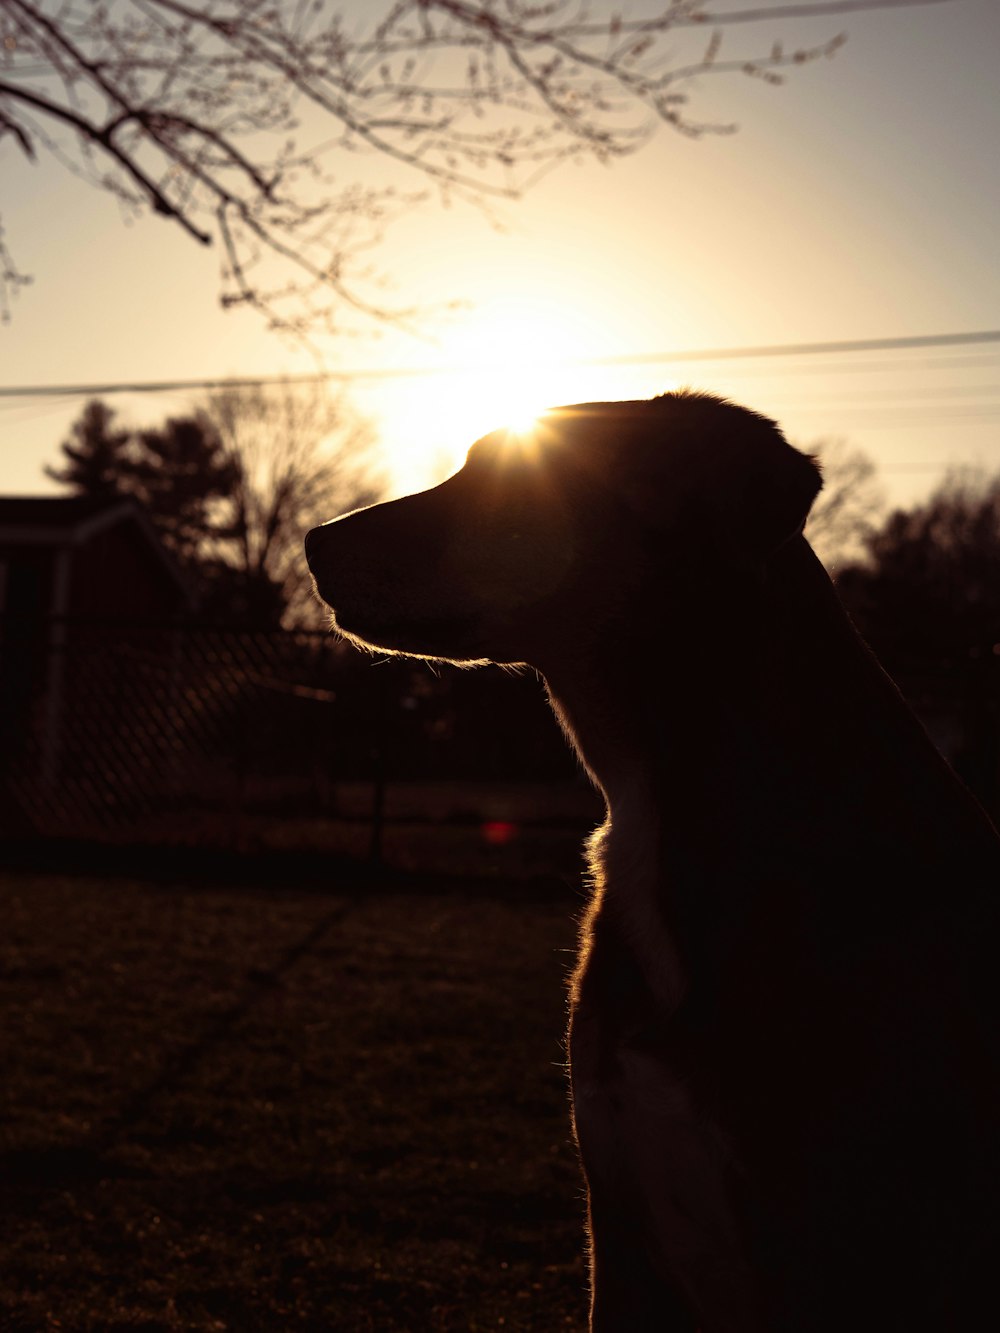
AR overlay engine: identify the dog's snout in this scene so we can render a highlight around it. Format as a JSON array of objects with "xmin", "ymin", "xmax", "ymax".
[{"xmin": 304, "ymin": 524, "xmax": 330, "ymax": 567}]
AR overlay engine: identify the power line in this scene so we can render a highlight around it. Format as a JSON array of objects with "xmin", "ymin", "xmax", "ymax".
[
  {"xmin": 783, "ymin": 405, "xmax": 1000, "ymax": 424},
  {"xmin": 0, "ymin": 329, "xmax": 998, "ymax": 402},
  {"xmin": 767, "ymin": 383, "xmax": 1000, "ymax": 404},
  {"xmin": 575, "ymin": 330, "xmax": 1000, "ymax": 369},
  {"xmin": 698, "ymin": 354, "xmax": 1000, "ymax": 379}
]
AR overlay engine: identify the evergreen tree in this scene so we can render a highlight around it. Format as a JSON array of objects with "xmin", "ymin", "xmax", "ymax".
[
  {"xmin": 45, "ymin": 399, "xmax": 131, "ymax": 498},
  {"xmin": 130, "ymin": 415, "xmax": 240, "ymax": 565},
  {"xmin": 47, "ymin": 390, "xmax": 377, "ymax": 626}
]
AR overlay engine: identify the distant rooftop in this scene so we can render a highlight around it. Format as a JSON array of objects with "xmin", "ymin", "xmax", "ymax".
[
  {"xmin": 0, "ymin": 493, "xmax": 191, "ymax": 600},
  {"xmin": 0, "ymin": 494, "xmax": 133, "ymax": 532}
]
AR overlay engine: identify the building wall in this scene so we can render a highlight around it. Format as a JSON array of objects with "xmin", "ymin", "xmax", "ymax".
[
  {"xmin": 68, "ymin": 521, "xmax": 187, "ymax": 620},
  {"xmin": 0, "ymin": 544, "xmax": 55, "ymax": 618}
]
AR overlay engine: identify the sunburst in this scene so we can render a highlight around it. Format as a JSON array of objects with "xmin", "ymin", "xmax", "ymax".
[{"xmin": 373, "ymin": 297, "xmax": 604, "ymax": 495}]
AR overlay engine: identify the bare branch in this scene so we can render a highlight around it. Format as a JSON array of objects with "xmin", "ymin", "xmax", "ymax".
[
  {"xmin": 200, "ymin": 379, "xmax": 381, "ymax": 625},
  {"xmin": 805, "ymin": 437, "xmax": 886, "ymax": 568},
  {"xmin": 0, "ymin": 105, "xmax": 35, "ymax": 157},
  {"xmin": 0, "ymin": 78, "xmax": 213, "ymax": 243},
  {"xmin": 0, "ymin": 0, "xmax": 944, "ymax": 336}
]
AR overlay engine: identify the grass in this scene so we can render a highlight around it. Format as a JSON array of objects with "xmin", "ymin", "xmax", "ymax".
[{"xmin": 0, "ymin": 869, "xmax": 590, "ymax": 1331}]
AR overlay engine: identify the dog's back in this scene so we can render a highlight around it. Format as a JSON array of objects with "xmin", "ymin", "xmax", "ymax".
[{"xmin": 306, "ymin": 392, "xmax": 1000, "ymax": 1332}]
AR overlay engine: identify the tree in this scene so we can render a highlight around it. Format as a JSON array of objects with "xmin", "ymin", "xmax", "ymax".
[
  {"xmin": 837, "ymin": 469, "xmax": 1000, "ymax": 666},
  {"xmin": 47, "ymin": 387, "xmax": 379, "ymax": 625},
  {"xmin": 0, "ymin": 1, "xmax": 932, "ymax": 330},
  {"xmin": 44, "ymin": 398, "xmax": 132, "ymax": 499},
  {"xmin": 130, "ymin": 414, "xmax": 243, "ymax": 564},
  {"xmin": 803, "ymin": 436, "xmax": 884, "ymax": 570},
  {"xmin": 47, "ymin": 400, "xmax": 240, "ymax": 561},
  {"xmin": 200, "ymin": 380, "xmax": 379, "ymax": 625},
  {"xmin": 836, "ymin": 469, "xmax": 1000, "ymax": 811}
]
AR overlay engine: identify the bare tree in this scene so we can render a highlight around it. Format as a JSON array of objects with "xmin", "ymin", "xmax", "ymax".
[
  {"xmin": 200, "ymin": 380, "xmax": 380, "ymax": 625},
  {"xmin": 0, "ymin": 0, "xmax": 940, "ymax": 330},
  {"xmin": 804, "ymin": 436, "xmax": 885, "ymax": 569},
  {"xmin": 838, "ymin": 466, "xmax": 1000, "ymax": 659}
]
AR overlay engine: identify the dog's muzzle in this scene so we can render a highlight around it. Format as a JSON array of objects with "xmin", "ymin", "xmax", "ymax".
[
  {"xmin": 304, "ymin": 524, "xmax": 329, "ymax": 568},
  {"xmin": 304, "ymin": 523, "xmax": 341, "ymax": 609}
]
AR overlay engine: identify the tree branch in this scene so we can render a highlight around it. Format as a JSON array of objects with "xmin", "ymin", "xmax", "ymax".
[
  {"xmin": 0, "ymin": 106, "xmax": 35, "ymax": 158},
  {"xmin": 0, "ymin": 0, "xmax": 950, "ymax": 337},
  {"xmin": 0, "ymin": 79, "xmax": 213, "ymax": 243}
]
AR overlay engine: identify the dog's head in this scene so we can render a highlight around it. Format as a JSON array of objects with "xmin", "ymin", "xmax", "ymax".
[{"xmin": 305, "ymin": 392, "xmax": 822, "ymax": 669}]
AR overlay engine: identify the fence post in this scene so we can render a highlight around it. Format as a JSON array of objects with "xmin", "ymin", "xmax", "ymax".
[
  {"xmin": 39, "ymin": 549, "xmax": 71, "ymax": 791},
  {"xmin": 369, "ymin": 670, "xmax": 389, "ymax": 864}
]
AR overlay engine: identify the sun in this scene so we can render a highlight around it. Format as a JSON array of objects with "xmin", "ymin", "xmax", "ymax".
[{"xmin": 372, "ymin": 297, "xmax": 605, "ymax": 496}]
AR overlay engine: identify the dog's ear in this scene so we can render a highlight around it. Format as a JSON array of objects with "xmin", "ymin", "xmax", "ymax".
[
  {"xmin": 584, "ymin": 395, "xmax": 822, "ymax": 560},
  {"xmin": 730, "ymin": 431, "xmax": 822, "ymax": 559},
  {"xmin": 710, "ymin": 411, "xmax": 822, "ymax": 561}
]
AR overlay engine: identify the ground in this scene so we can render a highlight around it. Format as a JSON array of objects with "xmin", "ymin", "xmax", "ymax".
[{"xmin": 0, "ymin": 871, "xmax": 589, "ymax": 1331}]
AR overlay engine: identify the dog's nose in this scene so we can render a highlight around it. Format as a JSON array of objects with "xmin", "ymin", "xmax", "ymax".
[{"xmin": 304, "ymin": 525, "xmax": 328, "ymax": 566}]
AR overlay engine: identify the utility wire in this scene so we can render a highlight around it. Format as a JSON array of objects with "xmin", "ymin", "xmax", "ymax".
[
  {"xmin": 1, "ymin": 329, "xmax": 998, "ymax": 401},
  {"xmin": 568, "ymin": 330, "xmax": 1000, "ymax": 369}
]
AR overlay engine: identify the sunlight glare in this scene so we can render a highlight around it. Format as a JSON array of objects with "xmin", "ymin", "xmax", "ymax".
[{"xmin": 374, "ymin": 297, "xmax": 604, "ymax": 496}]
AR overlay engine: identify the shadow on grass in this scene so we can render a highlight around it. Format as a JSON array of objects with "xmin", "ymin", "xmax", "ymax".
[{"xmin": 0, "ymin": 867, "xmax": 588, "ymax": 1330}]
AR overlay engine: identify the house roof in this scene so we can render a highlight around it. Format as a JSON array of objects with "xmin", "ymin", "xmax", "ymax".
[
  {"xmin": 0, "ymin": 494, "xmax": 127, "ymax": 535},
  {"xmin": 0, "ymin": 494, "xmax": 192, "ymax": 601}
]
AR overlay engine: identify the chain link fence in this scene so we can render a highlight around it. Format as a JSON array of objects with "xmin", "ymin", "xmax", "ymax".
[
  {"xmin": 4, "ymin": 614, "xmax": 992, "ymax": 868},
  {"xmin": 0, "ymin": 616, "xmax": 338, "ymax": 834},
  {"xmin": 0, "ymin": 614, "xmax": 598, "ymax": 872}
]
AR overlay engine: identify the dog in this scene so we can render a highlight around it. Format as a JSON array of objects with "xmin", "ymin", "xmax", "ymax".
[{"xmin": 306, "ymin": 392, "xmax": 1000, "ymax": 1332}]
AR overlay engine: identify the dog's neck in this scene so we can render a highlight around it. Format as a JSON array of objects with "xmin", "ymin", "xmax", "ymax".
[
  {"xmin": 544, "ymin": 540, "xmax": 829, "ymax": 805},
  {"xmin": 545, "ymin": 536, "xmax": 953, "ymax": 836},
  {"xmin": 541, "ymin": 536, "xmax": 990, "ymax": 1011}
]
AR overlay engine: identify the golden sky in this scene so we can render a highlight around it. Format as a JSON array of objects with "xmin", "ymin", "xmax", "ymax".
[{"xmin": 1, "ymin": 0, "xmax": 998, "ymax": 513}]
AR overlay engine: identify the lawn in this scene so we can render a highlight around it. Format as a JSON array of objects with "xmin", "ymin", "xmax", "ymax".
[{"xmin": 0, "ymin": 869, "xmax": 590, "ymax": 1331}]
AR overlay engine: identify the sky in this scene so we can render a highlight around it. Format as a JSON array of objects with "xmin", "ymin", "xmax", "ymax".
[{"xmin": 1, "ymin": 0, "xmax": 998, "ymax": 515}]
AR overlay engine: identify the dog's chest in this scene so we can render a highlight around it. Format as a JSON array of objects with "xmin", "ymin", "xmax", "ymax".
[
  {"xmin": 577, "ymin": 804, "xmax": 760, "ymax": 1326},
  {"xmin": 592, "ymin": 794, "xmax": 688, "ymax": 1017}
]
